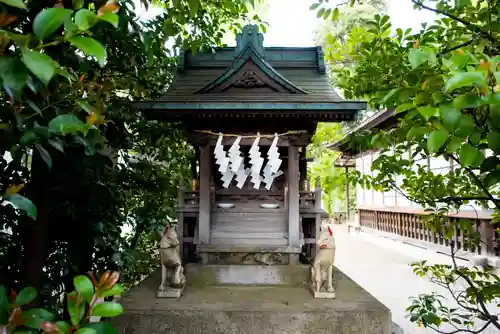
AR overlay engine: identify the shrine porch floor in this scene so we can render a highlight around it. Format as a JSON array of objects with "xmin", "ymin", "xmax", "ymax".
[
  {"xmin": 112, "ymin": 266, "xmax": 391, "ymax": 333},
  {"xmin": 333, "ymin": 223, "xmax": 499, "ymax": 334}
]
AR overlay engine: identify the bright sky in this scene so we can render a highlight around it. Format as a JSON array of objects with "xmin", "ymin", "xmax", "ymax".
[{"xmin": 138, "ymin": 0, "xmax": 435, "ymax": 47}]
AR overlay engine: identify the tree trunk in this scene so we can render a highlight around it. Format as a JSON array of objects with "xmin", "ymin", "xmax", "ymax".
[{"xmin": 19, "ymin": 151, "xmax": 51, "ymax": 302}]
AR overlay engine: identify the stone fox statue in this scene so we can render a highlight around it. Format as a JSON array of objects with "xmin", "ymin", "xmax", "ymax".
[
  {"xmin": 311, "ymin": 224, "xmax": 336, "ymax": 293},
  {"xmin": 159, "ymin": 226, "xmax": 185, "ymax": 291}
]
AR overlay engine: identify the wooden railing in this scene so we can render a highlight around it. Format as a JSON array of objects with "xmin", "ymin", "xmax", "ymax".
[{"xmin": 359, "ymin": 207, "xmax": 499, "ymax": 257}]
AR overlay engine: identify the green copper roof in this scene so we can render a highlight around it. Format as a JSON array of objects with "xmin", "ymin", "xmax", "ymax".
[
  {"xmin": 194, "ymin": 34, "xmax": 308, "ymax": 94},
  {"xmin": 136, "ymin": 24, "xmax": 366, "ymax": 121}
]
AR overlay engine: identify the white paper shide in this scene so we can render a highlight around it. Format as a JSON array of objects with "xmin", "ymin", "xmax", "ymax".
[{"xmin": 213, "ymin": 134, "xmax": 283, "ymax": 189}]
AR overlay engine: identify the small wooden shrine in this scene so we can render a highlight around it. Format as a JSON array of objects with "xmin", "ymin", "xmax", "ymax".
[{"xmin": 136, "ymin": 25, "xmax": 366, "ymax": 266}]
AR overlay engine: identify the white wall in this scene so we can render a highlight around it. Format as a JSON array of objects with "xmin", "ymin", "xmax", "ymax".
[{"xmin": 355, "ymin": 150, "xmax": 483, "ymax": 212}]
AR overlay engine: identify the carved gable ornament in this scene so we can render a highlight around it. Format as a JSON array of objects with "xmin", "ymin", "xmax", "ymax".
[{"xmin": 194, "ymin": 25, "xmax": 308, "ymax": 95}]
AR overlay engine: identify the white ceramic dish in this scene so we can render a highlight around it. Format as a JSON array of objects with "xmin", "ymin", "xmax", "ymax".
[
  {"xmin": 260, "ymin": 203, "xmax": 279, "ymax": 209},
  {"xmin": 217, "ymin": 203, "xmax": 235, "ymax": 209}
]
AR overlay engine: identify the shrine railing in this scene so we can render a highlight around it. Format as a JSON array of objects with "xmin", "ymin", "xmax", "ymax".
[
  {"xmin": 299, "ymin": 187, "xmax": 322, "ymax": 212},
  {"xmin": 358, "ymin": 207, "xmax": 500, "ymax": 257},
  {"xmin": 178, "ymin": 190, "xmax": 199, "ymax": 211}
]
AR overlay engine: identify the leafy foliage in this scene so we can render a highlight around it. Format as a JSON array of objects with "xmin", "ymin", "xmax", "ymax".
[
  {"xmin": 310, "ymin": 0, "xmax": 388, "ymax": 216},
  {"xmin": 312, "ymin": 0, "xmax": 500, "ymax": 332},
  {"xmin": 0, "ymin": 271, "xmax": 124, "ymax": 334},
  {"xmin": 308, "ymin": 123, "xmax": 355, "ymax": 215},
  {"xmin": 0, "ymin": 0, "xmax": 262, "ymax": 317}
]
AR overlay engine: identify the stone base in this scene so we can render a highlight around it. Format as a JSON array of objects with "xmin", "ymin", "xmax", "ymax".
[
  {"xmin": 185, "ymin": 264, "xmax": 308, "ymax": 286},
  {"xmin": 196, "ymin": 245, "xmax": 302, "ymax": 265},
  {"xmin": 156, "ymin": 286, "xmax": 184, "ymax": 298},
  {"xmin": 310, "ymin": 285, "xmax": 336, "ymax": 299},
  {"xmin": 112, "ymin": 266, "xmax": 391, "ymax": 333}
]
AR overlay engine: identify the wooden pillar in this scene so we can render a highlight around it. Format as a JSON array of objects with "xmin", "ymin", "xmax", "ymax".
[
  {"xmin": 299, "ymin": 148, "xmax": 307, "ymax": 191},
  {"xmin": 345, "ymin": 166, "xmax": 350, "ymax": 221},
  {"xmin": 480, "ymin": 219, "xmax": 495, "ymax": 256},
  {"xmin": 177, "ymin": 185, "xmax": 185, "ymax": 262},
  {"xmin": 288, "ymin": 145, "xmax": 300, "ymax": 247},
  {"xmin": 198, "ymin": 145, "xmax": 211, "ymax": 245},
  {"xmin": 315, "ymin": 178, "xmax": 322, "ymax": 238}
]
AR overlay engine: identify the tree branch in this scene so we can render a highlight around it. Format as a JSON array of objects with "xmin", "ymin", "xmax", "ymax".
[
  {"xmin": 388, "ymin": 181, "xmax": 498, "ymax": 206},
  {"xmin": 448, "ymin": 155, "xmax": 500, "ymax": 211},
  {"xmin": 449, "ymin": 242, "xmax": 500, "ymax": 330},
  {"xmin": 411, "ymin": 0, "xmax": 497, "ymax": 43},
  {"xmin": 439, "ymin": 38, "xmax": 476, "ymax": 56},
  {"xmin": 429, "ymin": 320, "xmax": 492, "ymax": 334}
]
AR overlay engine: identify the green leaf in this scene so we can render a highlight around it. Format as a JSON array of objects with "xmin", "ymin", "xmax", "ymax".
[
  {"xmin": 48, "ymin": 139, "xmax": 64, "ymax": 153},
  {"xmin": 418, "ymin": 106, "xmax": 438, "ymax": 120},
  {"xmin": 26, "ymin": 100, "xmax": 42, "ymax": 115},
  {"xmin": 396, "ymin": 102, "xmax": 415, "ymax": 113},
  {"xmin": 67, "ymin": 291, "xmax": 85, "ymax": 326},
  {"xmin": 82, "ymin": 323, "xmax": 117, "ymax": 334},
  {"xmin": 68, "ymin": 36, "xmax": 107, "ymax": 67},
  {"xmin": 439, "ymin": 104, "xmax": 461, "ymax": 131},
  {"xmin": 407, "ymin": 126, "xmax": 429, "ymax": 141},
  {"xmin": 0, "ymin": 57, "xmax": 29, "ymax": 93},
  {"xmin": 453, "ymin": 94, "xmax": 484, "ymax": 109},
  {"xmin": 317, "ymin": 8, "xmax": 325, "ymax": 18},
  {"xmin": 332, "ymin": 8, "xmax": 339, "ymax": 21},
  {"xmin": 98, "ymin": 283, "xmax": 124, "ymax": 299},
  {"xmin": 0, "ymin": 30, "xmax": 30, "ymax": 48},
  {"xmin": 163, "ymin": 19, "xmax": 178, "ymax": 37},
  {"xmin": 48, "ymin": 114, "xmax": 85, "ymax": 134},
  {"xmin": 0, "ymin": 286, "xmax": 8, "ymax": 309},
  {"xmin": 3, "ymin": 194, "xmax": 37, "ymax": 219},
  {"xmin": 0, "ymin": 0, "xmax": 27, "ymax": 10},
  {"xmin": 469, "ymin": 131, "xmax": 481, "ymax": 145},
  {"xmin": 309, "ymin": 3, "xmax": 320, "ymax": 10},
  {"xmin": 484, "ymin": 170, "xmax": 500, "ymax": 187},
  {"xmin": 455, "ymin": 0, "xmax": 471, "ymax": 9},
  {"xmin": 75, "ymin": 328, "xmax": 97, "ymax": 334},
  {"xmin": 445, "ymin": 72, "xmax": 487, "ymax": 92},
  {"xmin": 75, "ymin": 9, "xmax": 98, "ymax": 31},
  {"xmin": 323, "ymin": 8, "xmax": 331, "ymax": 20},
  {"xmin": 21, "ymin": 50, "xmax": 56, "ymax": 86},
  {"xmin": 74, "ymin": 275, "xmax": 94, "ymax": 303},
  {"xmin": 98, "ymin": 12, "xmax": 119, "ymax": 28},
  {"xmin": 90, "ymin": 302, "xmax": 124, "ymax": 318},
  {"xmin": 20, "ymin": 131, "xmax": 37, "ymax": 146},
  {"xmin": 428, "ymin": 129, "xmax": 449, "ymax": 153},
  {"xmin": 481, "ymin": 156, "xmax": 499, "ymax": 173},
  {"xmin": 15, "ymin": 287, "xmax": 37, "ymax": 306},
  {"xmin": 22, "ymin": 308, "xmax": 55, "ymax": 329},
  {"xmin": 459, "ymin": 143, "xmax": 480, "ymax": 166},
  {"xmin": 73, "ymin": 0, "xmax": 84, "ymax": 9},
  {"xmin": 56, "ymin": 321, "xmax": 71, "ymax": 333},
  {"xmin": 487, "ymin": 131, "xmax": 500, "ymax": 153},
  {"xmin": 408, "ymin": 47, "xmax": 436, "ymax": 69},
  {"xmin": 35, "ymin": 144, "xmax": 52, "ymax": 169},
  {"xmin": 456, "ymin": 115, "xmax": 477, "ymax": 137},
  {"xmin": 188, "ymin": 0, "xmax": 199, "ymax": 15},
  {"xmin": 33, "ymin": 8, "xmax": 73, "ymax": 41}
]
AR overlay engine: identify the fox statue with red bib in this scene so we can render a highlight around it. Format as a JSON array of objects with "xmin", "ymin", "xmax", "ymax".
[{"xmin": 310, "ymin": 224, "xmax": 336, "ymax": 298}]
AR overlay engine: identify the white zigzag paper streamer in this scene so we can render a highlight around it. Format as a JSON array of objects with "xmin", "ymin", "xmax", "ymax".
[{"xmin": 249, "ymin": 134, "xmax": 263, "ymax": 189}]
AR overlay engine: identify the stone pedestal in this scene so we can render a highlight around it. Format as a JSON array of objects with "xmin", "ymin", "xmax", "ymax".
[
  {"xmin": 196, "ymin": 245, "xmax": 302, "ymax": 265},
  {"xmin": 156, "ymin": 286, "xmax": 184, "ymax": 298},
  {"xmin": 310, "ymin": 287, "xmax": 336, "ymax": 299},
  {"xmin": 112, "ymin": 265, "xmax": 391, "ymax": 333}
]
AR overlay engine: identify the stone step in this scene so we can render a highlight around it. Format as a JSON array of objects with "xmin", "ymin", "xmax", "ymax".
[{"xmin": 113, "ymin": 268, "xmax": 392, "ymax": 334}]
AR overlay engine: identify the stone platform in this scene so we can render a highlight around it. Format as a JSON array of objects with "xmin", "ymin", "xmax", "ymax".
[{"xmin": 112, "ymin": 265, "xmax": 391, "ymax": 333}]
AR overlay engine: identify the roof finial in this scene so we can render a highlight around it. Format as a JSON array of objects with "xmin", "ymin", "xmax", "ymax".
[{"xmin": 235, "ymin": 24, "xmax": 265, "ymax": 58}]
